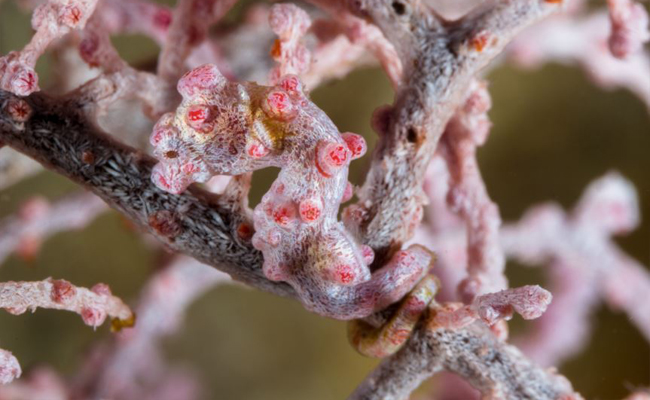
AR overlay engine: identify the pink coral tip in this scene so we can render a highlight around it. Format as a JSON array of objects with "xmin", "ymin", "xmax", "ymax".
[
  {"xmin": 51, "ymin": 279, "xmax": 77, "ymax": 303},
  {"xmin": 342, "ymin": 132, "xmax": 367, "ymax": 159},
  {"xmin": 279, "ymin": 75, "xmax": 303, "ymax": 95},
  {"xmin": 81, "ymin": 307, "xmax": 107, "ymax": 328},
  {"xmin": 177, "ymin": 64, "xmax": 225, "ymax": 98},
  {"xmin": 9, "ymin": 67, "xmax": 38, "ymax": 96}
]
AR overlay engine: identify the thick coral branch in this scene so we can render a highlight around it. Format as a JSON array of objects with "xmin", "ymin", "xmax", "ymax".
[
  {"xmin": 0, "ymin": 89, "xmax": 294, "ymax": 299},
  {"xmin": 343, "ymin": 0, "xmax": 564, "ymax": 263},
  {"xmin": 349, "ymin": 306, "xmax": 579, "ymax": 400}
]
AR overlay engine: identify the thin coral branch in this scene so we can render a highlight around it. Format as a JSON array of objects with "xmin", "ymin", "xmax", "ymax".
[
  {"xmin": 606, "ymin": 0, "xmax": 649, "ymax": 59},
  {"xmin": 0, "ymin": 368, "xmax": 67, "ymax": 399},
  {"xmin": 211, "ymin": 5, "xmax": 378, "ymax": 89},
  {"xmin": 625, "ymin": 391, "xmax": 650, "ymax": 400},
  {"xmin": 502, "ymin": 172, "xmax": 650, "ymax": 364},
  {"xmin": 508, "ymin": 12, "xmax": 650, "ymax": 110},
  {"xmin": 99, "ymin": 0, "xmax": 173, "ymax": 46},
  {"xmin": 414, "ymin": 170, "xmax": 650, "ymax": 367},
  {"xmin": 75, "ymin": 15, "xmax": 172, "ymax": 118},
  {"xmin": 303, "ymin": 27, "xmax": 375, "ymax": 89},
  {"xmin": 0, "ymin": 278, "xmax": 133, "ymax": 327},
  {"xmin": 158, "ymin": 0, "xmax": 238, "ymax": 84},
  {"xmin": 438, "ymin": 79, "xmax": 506, "ymax": 301},
  {"xmin": 0, "ymin": 0, "xmax": 100, "ymax": 96},
  {"xmin": 307, "ymin": 0, "xmax": 403, "ymax": 88},
  {"xmin": 433, "ymin": 285, "xmax": 552, "ymax": 328},
  {"xmin": 0, "ymin": 148, "xmax": 41, "ymax": 191},
  {"xmin": 268, "ymin": 3, "xmax": 312, "ymax": 84},
  {"xmin": 84, "ymin": 256, "xmax": 229, "ymax": 399},
  {"xmin": 0, "ymin": 192, "xmax": 107, "ymax": 265},
  {"xmin": 0, "ymin": 349, "xmax": 20, "ymax": 385}
]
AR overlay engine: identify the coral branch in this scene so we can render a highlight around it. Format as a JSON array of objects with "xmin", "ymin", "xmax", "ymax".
[
  {"xmin": 432, "ymin": 285, "xmax": 552, "ymax": 329},
  {"xmin": 439, "ymin": 79, "xmax": 506, "ymax": 301},
  {"xmin": 607, "ymin": 0, "xmax": 649, "ymax": 59},
  {"xmin": 86, "ymin": 256, "xmax": 229, "ymax": 399},
  {"xmin": 342, "ymin": 0, "xmax": 563, "ymax": 263},
  {"xmin": 268, "ymin": 3, "xmax": 312, "ymax": 83},
  {"xmin": 349, "ymin": 307, "xmax": 579, "ymax": 400},
  {"xmin": 508, "ymin": 12, "xmax": 650, "ymax": 110},
  {"xmin": 0, "ymin": 0, "xmax": 100, "ymax": 96},
  {"xmin": 502, "ymin": 172, "xmax": 650, "ymax": 364},
  {"xmin": 0, "ymin": 350, "xmax": 21, "ymax": 385},
  {"xmin": 158, "ymin": 0, "xmax": 238, "ymax": 84},
  {"xmin": 307, "ymin": 0, "xmax": 403, "ymax": 88},
  {"xmin": 0, "ymin": 149, "xmax": 41, "ymax": 191},
  {"xmin": 415, "ymin": 170, "xmax": 650, "ymax": 367},
  {"xmin": 75, "ymin": 14, "xmax": 172, "ymax": 117},
  {"xmin": 0, "ymin": 278, "xmax": 132, "ymax": 327},
  {"xmin": 0, "ymin": 192, "xmax": 107, "ymax": 265},
  {"xmin": 0, "ymin": 88, "xmax": 294, "ymax": 299},
  {"xmin": 472, "ymin": 285, "xmax": 552, "ymax": 325},
  {"xmin": 0, "ymin": 368, "xmax": 67, "ymax": 399},
  {"xmin": 99, "ymin": 0, "xmax": 173, "ymax": 46},
  {"xmin": 303, "ymin": 28, "xmax": 375, "ymax": 89}
]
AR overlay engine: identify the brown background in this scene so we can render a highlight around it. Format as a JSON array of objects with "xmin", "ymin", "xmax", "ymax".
[{"xmin": 1, "ymin": 1, "xmax": 649, "ymax": 398}]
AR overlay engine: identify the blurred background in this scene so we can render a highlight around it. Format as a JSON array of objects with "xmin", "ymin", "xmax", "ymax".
[{"xmin": 1, "ymin": 0, "xmax": 649, "ymax": 399}]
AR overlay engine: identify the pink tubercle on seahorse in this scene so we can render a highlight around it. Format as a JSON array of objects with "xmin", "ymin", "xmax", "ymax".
[{"xmin": 150, "ymin": 64, "xmax": 433, "ymax": 319}]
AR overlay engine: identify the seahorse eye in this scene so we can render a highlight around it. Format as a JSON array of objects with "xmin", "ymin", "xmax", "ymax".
[{"xmin": 165, "ymin": 150, "xmax": 179, "ymax": 159}]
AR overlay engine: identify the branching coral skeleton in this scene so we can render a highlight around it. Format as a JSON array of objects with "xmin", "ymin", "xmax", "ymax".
[{"xmin": 0, "ymin": 0, "xmax": 648, "ymax": 398}]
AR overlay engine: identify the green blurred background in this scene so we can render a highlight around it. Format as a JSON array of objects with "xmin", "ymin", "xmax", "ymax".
[{"xmin": 1, "ymin": 1, "xmax": 649, "ymax": 399}]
